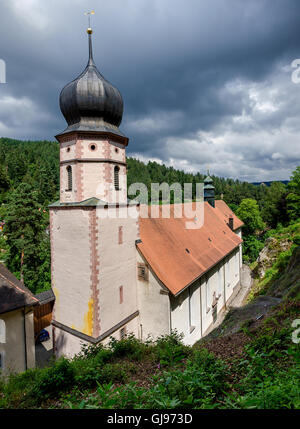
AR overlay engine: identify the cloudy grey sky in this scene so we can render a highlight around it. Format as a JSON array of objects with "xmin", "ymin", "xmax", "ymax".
[{"xmin": 0, "ymin": 0, "xmax": 300, "ymax": 181}]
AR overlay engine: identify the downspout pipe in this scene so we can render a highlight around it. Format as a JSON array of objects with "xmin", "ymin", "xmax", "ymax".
[
  {"xmin": 199, "ymin": 280, "xmax": 203, "ymax": 338},
  {"xmin": 223, "ymin": 261, "xmax": 226, "ymax": 309},
  {"xmin": 23, "ymin": 307, "xmax": 28, "ymax": 371}
]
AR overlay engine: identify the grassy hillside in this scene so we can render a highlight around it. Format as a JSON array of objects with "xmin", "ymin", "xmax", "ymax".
[
  {"xmin": 0, "ymin": 296, "xmax": 298, "ymax": 409},
  {"xmin": 2, "ymin": 224, "xmax": 299, "ymax": 409},
  {"xmin": 1, "ymin": 235, "xmax": 299, "ymax": 410}
]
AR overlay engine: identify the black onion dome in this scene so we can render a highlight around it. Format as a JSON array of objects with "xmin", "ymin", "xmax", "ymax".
[{"xmin": 59, "ymin": 30, "xmax": 124, "ymax": 136}]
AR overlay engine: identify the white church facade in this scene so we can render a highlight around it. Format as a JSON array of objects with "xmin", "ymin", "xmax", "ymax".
[{"xmin": 49, "ymin": 27, "xmax": 244, "ymax": 358}]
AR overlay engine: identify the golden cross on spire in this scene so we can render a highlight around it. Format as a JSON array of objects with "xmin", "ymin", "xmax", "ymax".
[{"xmin": 84, "ymin": 10, "xmax": 95, "ymax": 33}]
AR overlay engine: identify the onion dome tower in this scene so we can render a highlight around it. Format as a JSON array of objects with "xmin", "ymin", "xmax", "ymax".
[
  {"xmin": 50, "ymin": 22, "xmax": 140, "ymax": 360},
  {"xmin": 204, "ymin": 172, "xmax": 215, "ymax": 208},
  {"xmin": 54, "ymin": 26, "xmax": 129, "ymax": 205},
  {"xmin": 58, "ymin": 28, "xmax": 125, "ymax": 138}
]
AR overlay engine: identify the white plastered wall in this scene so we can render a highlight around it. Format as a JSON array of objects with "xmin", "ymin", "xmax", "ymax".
[
  {"xmin": 51, "ymin": 208, "xmax": 92, "ymax": 336},
  {"xmin": 53, "ymin": 325, "xmax": 89, "ymax": 359},
  {"xmin": 0, "ymin": 308, "xmax": 35, "ymax": 375},
  {"xmin": 96, "ymin": 206, "xmax": 139, "ymax": 337},
  {"xmin": 167, "ymin": 247, "xmax": 241, "ymax": 345},
  {"xmin": 136, "ymin": 251, "xmax": 170, "ymax": 341}
]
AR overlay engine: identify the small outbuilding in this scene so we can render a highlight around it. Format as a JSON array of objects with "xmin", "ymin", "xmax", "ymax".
[{"xmin": 0, "ymin": 263, "xmax": 38, "ymax": 375}]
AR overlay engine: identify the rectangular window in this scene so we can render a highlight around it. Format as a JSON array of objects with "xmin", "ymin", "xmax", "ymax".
[
  {"xmin": 235, "ymin": 249, "xmax": 239, "ymax": 278},
  {"xmin": 0, "ymin": 319, "xmax": 5, "ymax": 344},
  {"xmin": 66, "ymin": 165, "xmax": 72, "ymax": 191},
  {"xmin": 189, "ymin": 285, "xmax": 196, "ymax": 332},
  {"xmin": 227, "ymin": 257, "xmax": 231, "ymax": 287},
  {"xmin": 119, "ymin": 286, "xmax": 123, "ymax": 304},
  {"xmin": 205, "ymin": 276, "xmax": 210, "ymax": 311},
  {"xmin": 218, "ymin": 266, "xmax": 223, "ymax": 297},
  {"xmin": 114, "ymin": 166, "xmax": 120, "ymax": 190},
  {"xmin": 118, "ymin": 226, "xmax": 123, "ymax": 244},
  {"xmin": 120, "ymin": 327, "xmax": 126, "ymax": 340},
  {"xmin": 137, "ymin": 263, "xmax": 149, "ymax": 282}
]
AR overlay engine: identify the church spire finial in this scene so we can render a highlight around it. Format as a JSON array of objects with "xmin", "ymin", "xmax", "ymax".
[
  {"xmin": 84, "ymin": 10, "xmax": 95, "ymax": 65},
  {"xmin": 58, "ymin": 10, "xmax": 124, "ymax": 137},
  {"xmin": 84, "ymin": 9, "xmax": 95, "ymax": 31}
]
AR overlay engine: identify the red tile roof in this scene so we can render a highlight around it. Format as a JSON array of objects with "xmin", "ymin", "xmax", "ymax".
[
  {"xmin": 137, "ymin": 201, "xmax": 243, "ymax": 296},
  {"xmin": 214, "ymin": 200, "xmax": 244, "ymax": 230}
]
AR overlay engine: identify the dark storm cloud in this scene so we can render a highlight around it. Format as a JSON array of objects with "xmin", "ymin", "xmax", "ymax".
[{"xmin": 0, "ymin": 0, "xmax": 300, "ymax": 180}]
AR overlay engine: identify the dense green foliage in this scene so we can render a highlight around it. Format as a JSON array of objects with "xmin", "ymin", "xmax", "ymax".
[
  {"xmin": 0, "ymin": 137, "xmax": 297, "ymax": 289},
  {"xmin": 0, "ymin": 299, "xmax": 299, "ymax": 409},
  {"xmin": 286, "ymin": 167, "xmax": 300, "ymax": 221},
  {"xmin": 3, "ymin": 183, "xmax": 51, "ymax": 293},
  {"xmin": 0, "ymin": 137, "xmax": 272, "ymax": 210},
  {"xmin": 248, "ymin": 221, "xmax": 300, "ymax": 301}
]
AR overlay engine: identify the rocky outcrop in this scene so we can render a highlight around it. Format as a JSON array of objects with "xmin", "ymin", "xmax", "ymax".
[
  {"xmin": 267, "ymin": 245, "xmax": 300, "ymax": 298},
  {"xmin": 255, "ymin": 236, "xmax": 290, "ymax": 278}
]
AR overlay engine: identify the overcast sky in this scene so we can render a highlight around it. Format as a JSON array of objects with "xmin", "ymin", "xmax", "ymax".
[{"xmin": 0, "ymin": 0, "xmax": 300, "ymax": 181}]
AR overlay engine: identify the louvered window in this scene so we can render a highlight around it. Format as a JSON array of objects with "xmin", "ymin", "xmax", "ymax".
[
  {"xmin": 114, "ymin": 166, "xmax": 120, "ymax": 190},
  {"xmin": 66, "ymin": 166, "xmax": 72, "ymax": 191}
]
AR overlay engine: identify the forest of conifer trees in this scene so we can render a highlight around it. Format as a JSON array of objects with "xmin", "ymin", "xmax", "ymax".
[{"xmin": 0, "ymin": 137, "xmax": 298, "ymax": 294}]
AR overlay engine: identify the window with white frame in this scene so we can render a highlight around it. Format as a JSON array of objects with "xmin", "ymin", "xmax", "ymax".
[
  {"xmin": 235, "ymin": 250, "xmax": 238, "ymax": 278},
  {"xmin": 205, "ymin": 276, "xmax": 210, "ymax": 312},
  {"xmin": 188, "ymin": 285, "xmax": 197, "ymax": 332},
  {"xmin": 226, "ymin": 257, "xmax": 231, "ymax": 287},
  {"xmin": 0, "ymin": 319, "xmax": 5, "ymax": 344},
  {"xmin": 218, "ymin": 266, "xmax": 223, "ymax": 297}
]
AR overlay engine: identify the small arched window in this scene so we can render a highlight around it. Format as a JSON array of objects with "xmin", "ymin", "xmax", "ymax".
[
  {"xmin": 66, "ymin": 166, "xmax": 72, "ymax": 191},
  {"xmin": 114, "ymin": 166, "xmax": 120, "ymax": 190}
]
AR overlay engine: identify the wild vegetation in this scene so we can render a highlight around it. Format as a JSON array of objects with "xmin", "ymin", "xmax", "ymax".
[
  {"xmin": 248, "ymin": 221, "xmax": 300, "ymax": 302},
  {"xmin": 0, "ymin": 137, "xmax": 299, "ymax": 409},
  {"xmin": 0, "ymin": 296, "xmax": 299, "ymax": 409}
]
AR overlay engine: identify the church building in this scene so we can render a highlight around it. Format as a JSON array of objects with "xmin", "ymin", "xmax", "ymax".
[{"xmin": 49, "ymin": 27, "xmax": 244, "ymax": 357}]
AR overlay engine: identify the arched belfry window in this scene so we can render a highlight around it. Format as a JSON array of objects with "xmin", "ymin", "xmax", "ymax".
[
  {"xmin": 114, "ymin": 166, "xmax": 120, "ymax": 190},
  {"xmin": 66, "ymin": 166, "xmax": 72, "ymax": 191}
]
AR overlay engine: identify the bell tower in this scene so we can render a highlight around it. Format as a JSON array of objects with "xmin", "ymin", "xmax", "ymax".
[
  {"xmin": 57, "ymin": 26, "xmax": 128, "ymax": 205},
  {"xmin": 50, "ymin": 25, "xmax": 140, "ymax": 357}
]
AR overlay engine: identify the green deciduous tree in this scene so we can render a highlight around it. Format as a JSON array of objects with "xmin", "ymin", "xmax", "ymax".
[
  {"xmin": 236, "ymin": 198, "xmax": 266, "ymax": 262},
  {"xmin": 286, "ymin": 166, "xmax": 300, "ymax": 221},
  {"xmin": 236, "ymin": 198, "xmax": 265, "ymax": 236}
]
